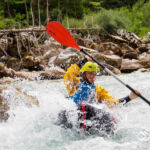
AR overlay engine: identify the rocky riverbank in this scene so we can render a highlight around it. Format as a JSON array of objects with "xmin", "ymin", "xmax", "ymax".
[{"xmin": 0, "ymin": 29, "xmax": 150, "ymax": 82}]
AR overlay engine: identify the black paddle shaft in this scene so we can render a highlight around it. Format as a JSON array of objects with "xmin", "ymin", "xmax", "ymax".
[{"xmin": 80, "ymin": 49, "xmax": 150, "ymax": 106}]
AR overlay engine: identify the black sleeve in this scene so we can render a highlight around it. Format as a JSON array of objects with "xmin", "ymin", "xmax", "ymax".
[
  {"xmin": 119, "ymin": 96, "xmax": 131, "ymax": 105},
  {"xmin": 76, "ymin": 57, "xmax": 88, "ymax": 69}
]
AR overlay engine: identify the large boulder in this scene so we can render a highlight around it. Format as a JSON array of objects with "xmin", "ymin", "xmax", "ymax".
[
  {"xmin": 51, "ymin": 48, "xmax": 82, "ymax": 70},
  {"xmin": 22, "ymin": 56, "xmax": 44, "ymax": 71},
  {"xmin": 6, "ymin": 57, "xmax": 21, "ymax": 71},
  {"xmin": 0, "ymin": 62, "xmax": 39, "ymax": 80},
  {"xmin": 0, "ymin": 62, "xmax": 14, "ymax": 78},
  {"xmin": 121, "ymin": 59, "xmax": 143, "ymax": 72},
  {"xmin": 138, "ymin": 52, "xmax": 150, "ymax": 68},
  {"xmin": 39, "ymin": 47, "xmax": 63, "ymax": 66},
  {"xmin": 94, "ymin": 53, "xmax": 122, "ymax": 69},
  {"xmin": 39, "ymin": 66, "xmax": 65, "ymax": 80},
  {"xmin": 121, "ymin": 43, "xmax": 139, "ymax": 59},
  {"xmin": 138, "ymin": 43, "xmax": 150, "ymax": 53},
  {"xmin": 96, "ymin": 42, "xmax": 123, "ymax": 56},
  {"xmin": 101, "ymin": 64, "xmax": 121, "ymax": 75},
  {"xmin": 35, "ymin": 40, "xmax": 62, "ymax": 57}
]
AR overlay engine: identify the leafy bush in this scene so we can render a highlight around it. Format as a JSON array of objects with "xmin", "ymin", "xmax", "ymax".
[
  {"xmin": 141, "ymin": 0, "xmax": 150, "ymax": 27},
  {"xmin": 128, "ymin": 0, "xmax": 150, "ymax": 36},
  {"xmin": 94, "ymin": 8, "xmax": 131, "ymax": 34}
]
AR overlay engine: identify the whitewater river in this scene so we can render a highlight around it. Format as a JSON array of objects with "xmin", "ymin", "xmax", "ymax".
[{"xmin": 0, "ymin": 71, "xmax": 150, "ymax": 150}]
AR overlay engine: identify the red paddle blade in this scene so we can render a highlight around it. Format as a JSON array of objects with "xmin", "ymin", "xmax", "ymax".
[{"xmin": 46, "ymin": 21, "xmax": 81, "ymax": 50}]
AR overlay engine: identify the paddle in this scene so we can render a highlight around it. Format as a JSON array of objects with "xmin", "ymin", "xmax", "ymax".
[{"xmin": 46, "ymin": 21, "xmax": 150, "ymax": 106}]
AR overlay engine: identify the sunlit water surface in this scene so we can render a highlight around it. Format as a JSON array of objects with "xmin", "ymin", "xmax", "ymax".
[{"xmin": 0, "ymin": 71, "xmax": 150, "ymax": 150}]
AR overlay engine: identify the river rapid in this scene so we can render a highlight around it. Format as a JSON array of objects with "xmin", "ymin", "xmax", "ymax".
[{"xmin": 0, "ymin": 71, "xmax": 150, "ymax": 150}]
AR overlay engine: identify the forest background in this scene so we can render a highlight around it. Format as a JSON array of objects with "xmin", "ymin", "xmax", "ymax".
[{"xmin": 0, "ymin": 0, "xmax": 150, "ymax": 37}]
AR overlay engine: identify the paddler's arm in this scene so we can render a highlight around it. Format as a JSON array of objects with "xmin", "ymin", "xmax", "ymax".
[
  {"xmin": 96, "ymin": 86, "xmax": 119, "ymax": 107},
  {"xmin": 64, "ymin": 57, "xmax": 88, "ymax": 96},
  {"xmin": 119, "ymin": 90, "xmax": 140, "ymax": 105},
  {"xmin": 96, "ymin": 85, "xmax": 140, "ymax": 107}
]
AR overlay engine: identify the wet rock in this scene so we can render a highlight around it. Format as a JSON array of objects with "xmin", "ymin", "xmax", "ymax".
[
  {"xmin": 35, "ymin": 41, "xmax": 62, "ymax": 57},
  {"xmin": 103, "ymin": 50, "xmax": 114, "ymax": 55},
  {"xmin": 91, "ymin": 34, "xmax": 101, "ymax": 43},
  {"xmin": 0, "ymin": 56, "xmax": 8, "ymax": 65},
  {"xmin": 89, "ymin": 43, "xmax": 99, "ymax": 50},
  {"xmin": 40, "ymin": 47, "xmax": 62, "ymax": 61},
  {"xmin": 104, "ymin": 55, "xmax": 122, "ymax": 69},
  {"xmin": 22, "ymin": 56, "xmax": 43, "ymax": 71},
  {"xmin": 105, "ymin": 64, "xmax": 121, "ymax": 75},
  {"xmin": 7, "ymin": 57, "xmax": 21, "ymax": 71},
  {"xmin": 121, "ymin": 43, "xmax": 139, "ymax": 59},
  {"xmin": 123, "ymin": 51, "xmax": 138, "ymax": 59},
  {"xmin": 0, "ymin": 86, "xmax": 39, "ymax": 121},
  {"xmin": 105, "ymin": 34, "xmax": 127, "ymax": 45},
  {"xmin": 138, "ymin": 52, "xmax": 150, "ymax": 68},
  {"xmin": 94, "ymin": 53, "xmax": 122, "ymax": 69},
  {"xmin": 138, "ymin": 52, "xmax": 150, "ymax": 61},
  {"xmin": 138, "ymin": 43, "xmax": 150, "ymax": 53},
  {"xmin": 52, "ymin": 48, "xmax": 82, "ymax": 70},
  {"xmin": 0, "ymin": 62, "xmax": 39, "ymax": 80},
  {"xmin": 117, "ymin": 29, "xmax": 142, "ymax": 48},
  {"xmin": 39, "ymin": 66, "xmax": 65, "ymax": 79},
  {"xmin": 121, "ymin": 59, "xmax": 143, "ymax": 72},
  {"xmin": 97, "ymin": 42, "xmax": 123, "ymax": 56},
  {"xmin": 0, "ymin": 62, "xmax": 14, "ymax": 78},
  {"xmin": 138, "ymin": 68, "xmax": 150, "ymax": 72},
  {"xmin": 100, "ymin": 64, "xmax": 121, "ymax": 75}
]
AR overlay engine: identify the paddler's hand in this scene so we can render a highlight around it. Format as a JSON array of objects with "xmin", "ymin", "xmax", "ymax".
[{"xmin": 129, "ymin": 90, "xmax": 140, "ymax": 100}]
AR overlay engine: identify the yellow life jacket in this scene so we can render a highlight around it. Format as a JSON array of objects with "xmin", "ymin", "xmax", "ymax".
[{"xmin": 64, "ymin": 64, "xmax": 120, "ymax": 107}]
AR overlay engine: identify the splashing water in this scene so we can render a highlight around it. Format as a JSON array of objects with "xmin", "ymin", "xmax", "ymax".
[{"xmin": 0, "ymin": 71, "xmax": 150, "ymax": 150}]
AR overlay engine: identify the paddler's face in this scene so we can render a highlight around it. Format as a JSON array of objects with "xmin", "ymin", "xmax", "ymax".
[{"xmin": 85, "ymin": 71, "xmax": 96, "ymax": 84}]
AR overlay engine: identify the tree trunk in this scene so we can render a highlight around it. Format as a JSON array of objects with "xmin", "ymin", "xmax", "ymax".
[
  {"xmin": 46, "ymin": 0, "xmax": 50, "ymax": 24},
  {"xmin": 24, "ymin": 0, "xmax": 29, "ymax": 27},
  {"xmin": 5, "ymin": 0, "xmax": 11, "ymax": 18},
  {"xmin": 38, "ymin": 0, "xmax": 41, "ymax": 26},
  {"xmin": 66, "ymin": 0, "xmax": 69, "ymax": 28},
  {"xmin": 30, "ymin": 0, "xmax": 35, "ymax": 27}
]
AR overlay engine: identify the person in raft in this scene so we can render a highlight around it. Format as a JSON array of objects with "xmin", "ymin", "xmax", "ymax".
[{"xmin": 64, "ymin": 57, "xmax": 140, "ymax": 107}]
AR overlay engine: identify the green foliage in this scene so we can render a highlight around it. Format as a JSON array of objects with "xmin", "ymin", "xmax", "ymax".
[
  {"xmin": 141, "ymin": 0, "xmax": 150, "ymax": 27},
  {"xmin": 0, "ymin": 17, "xmax": 17, "ymax": 29},
  {"xmin": 127, "ymin": 0, "xmax": 150, "ymax": 36},
  {"xmin": 94, "ymin": 8, "xmax": 131, "ymax": 34}
]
